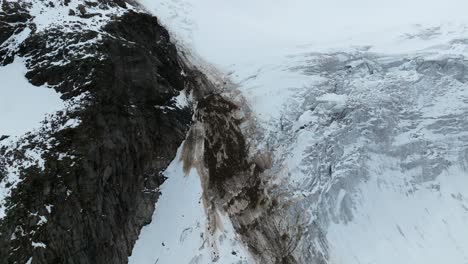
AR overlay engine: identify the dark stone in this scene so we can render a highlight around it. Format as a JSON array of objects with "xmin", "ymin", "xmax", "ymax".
[
  {"xmin": 0, "ymin": 1, "xmax": 32, "ymax": 65},
  {"xmin": 0, "ymin": 7, "xmax": 207, "ymax": 264},
  {"xmin": 77, "ymin": 4, "xmax": 86, "ymax": 15}
]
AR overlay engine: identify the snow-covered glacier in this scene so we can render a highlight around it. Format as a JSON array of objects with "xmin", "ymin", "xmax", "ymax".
[
  {"xmin": 131, "ymin": 0, "xmax": 468, "ymax": 263},
  {"xmin": 2, "ymin": 0, "xmax": 468, "ymax": 263}
]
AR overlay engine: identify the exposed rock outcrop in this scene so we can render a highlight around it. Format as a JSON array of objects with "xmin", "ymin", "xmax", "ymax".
[
  {"xmin": 181, "ymin": 92, "xmax": 309, "ymax": 264},
  {"xmin": 0, "ymin": 2, "xmax": 210, "ymax": 263}
]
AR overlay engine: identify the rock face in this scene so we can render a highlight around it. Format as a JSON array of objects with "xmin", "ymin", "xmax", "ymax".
[
  {"xmin": 0, "ymin": 1, "xmax": 207, "ymax": 263},
  {"xmin": 0, "ymin": 1, "xmax": 31, "ymax": 65}
]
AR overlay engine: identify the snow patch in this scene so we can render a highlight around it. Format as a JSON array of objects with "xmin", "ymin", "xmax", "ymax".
[
  {"xmin": 31, "ymin": 241, "xmax": 46, "ymax": 248},
  {"xmin": 0, "ymin": 58, "xmax": 64, "ymax": 139},
  {"xmin": 174, "ymin": 89, "xmax": 189, "ymax": 109}
]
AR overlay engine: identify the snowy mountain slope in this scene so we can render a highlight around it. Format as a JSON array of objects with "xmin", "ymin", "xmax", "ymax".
[
  {"xmin": 2, "ymin": 0, "xmax": 468, "ymax": 263},
  {"xmin": 129, "ymin": 146, "xmax": 253, "ymax": 264},
  {"xmin": 133, "ymin": 1, "xmax": 468, "ymax": 263},
  {"xmin": 261, "ymin": 50, "xmax": 468, "ymax": 264}
]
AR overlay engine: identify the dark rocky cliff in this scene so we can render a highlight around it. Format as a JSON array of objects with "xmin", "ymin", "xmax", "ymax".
[{"xmin": 0, "ymin": 1, "xmax": 209, "ymax": 263}]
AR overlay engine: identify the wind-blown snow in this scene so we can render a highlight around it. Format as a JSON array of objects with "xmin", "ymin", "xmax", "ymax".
[{"xmin": 327, "ymin": 164, "xmax": 468, "ymax": 264}]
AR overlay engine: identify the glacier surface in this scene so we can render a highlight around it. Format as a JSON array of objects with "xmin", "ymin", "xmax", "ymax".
[{"xmin": 133, "ymin": 0, "xmax": 468, "ymax": 263}]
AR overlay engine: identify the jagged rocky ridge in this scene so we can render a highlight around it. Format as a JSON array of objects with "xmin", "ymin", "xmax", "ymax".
[{"xmin": 0, "ymin": 1, "xmax": 213, "ymax": 263}]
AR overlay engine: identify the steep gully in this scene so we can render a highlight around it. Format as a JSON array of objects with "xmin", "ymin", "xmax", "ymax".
[{"xmin": 180, "ymin": 90, "xmax": 304, "ymax": 264}]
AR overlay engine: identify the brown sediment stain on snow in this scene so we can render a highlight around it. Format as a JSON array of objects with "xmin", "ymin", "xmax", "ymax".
[
  {"xmin": 179, "ymin": 87, "xmax": 307, "ymax": 263},
  {"xmin": 180, "ymin": 122, "xmax": 205, "ymax": 176}
]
